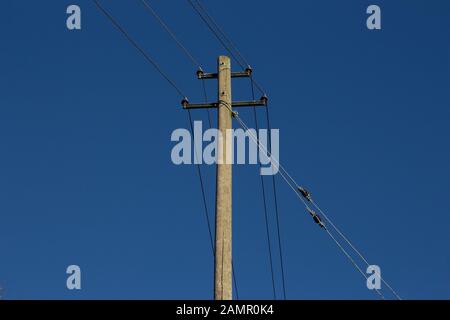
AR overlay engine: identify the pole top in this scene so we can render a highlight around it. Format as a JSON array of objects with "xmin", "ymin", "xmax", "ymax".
[{"xmin": 218, "ymin": 55, "xmax": 231, "ymax": 65}]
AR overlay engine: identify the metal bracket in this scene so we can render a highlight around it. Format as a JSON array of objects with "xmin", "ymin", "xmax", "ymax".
[
  {"xmin": 182, "ymin": 96, "xmax": 268, "ymax": 110},
  {"xmin": 197, "ymin": 67, "xmax": 252, "ymax": 80}
]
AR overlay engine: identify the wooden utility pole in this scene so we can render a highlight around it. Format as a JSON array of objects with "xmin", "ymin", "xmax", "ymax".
[
  {"xmin": 215, "ymin": 55, "xmax": 233, "ymax": 300},
  {"xmin": 182, "ymin": 56, "xmax": 267, "ymax": 300}
]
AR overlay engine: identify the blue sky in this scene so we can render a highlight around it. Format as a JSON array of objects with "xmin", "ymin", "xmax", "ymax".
[{"xmin": 1, "ymin": 0, "xmax": 449, "ymax": 299}]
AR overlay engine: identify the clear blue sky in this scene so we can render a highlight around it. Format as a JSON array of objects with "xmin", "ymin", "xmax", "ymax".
[{"xmin": 1, "ymin": 0, "xmax": 449, "ymax": 299}]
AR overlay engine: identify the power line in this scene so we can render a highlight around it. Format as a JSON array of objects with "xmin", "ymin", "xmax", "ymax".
[
  {"xmin": 224, "ymin": 106, "xmax": 394, "ymax": 299},
  {"xmin": 226, "ymin": 98, "xmax": 401, "ymax": 298},
  {"xmin": 192, "ymin": 0, "xmax": 250, "ymax": 68},
  {"xmin": 139, "ymin": 0, "xmax": 214, "ymax": 152},
  {"xmin": 263, "ymin": 99, "xmax": 287, "ymax": 300},
  {"xmin": 186, "ymin": 0, "xmax": 244, "ymax": 69},
  {"xmin": 96, "ymin": 0, "xmax": 399, "ymax": 299},
  {"xmin": 201, "ymin": 79, "xmax": 213, "ymax": 129},
  {"xmin": 310, "ymin": 200, "xmax": 402, "ymax": 300},
  {"xmin": 186, "ymin": 0, "xmax": 266, "ymax": 100},
  {"xmin": 187, "ymin": 110, "xmax": 216, "ymax": 300},
  {"xmin": 250, "ymin": 80, "xmax": 277, "ymax": 299},
  {"xmin": 232, "ymin": 112, "xmax": 381, "ymax": 299},
  {"xmin": 140, "ymin": 0, "xmax": 202, "ymax": 69},
  {"xmin": 188, "ymin": 110, "xmax": 215, "ymax": 254},
  {"xmin": 325, "ymin": 228, "xmax": 385, "ymax": 300},
  {"xmin": 249, "ymin": 134, "xmax": 402, "ymax": 300},
  {"xmin": 93, "ymin": 0, "xmax": 186, "ymax": 98}
]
